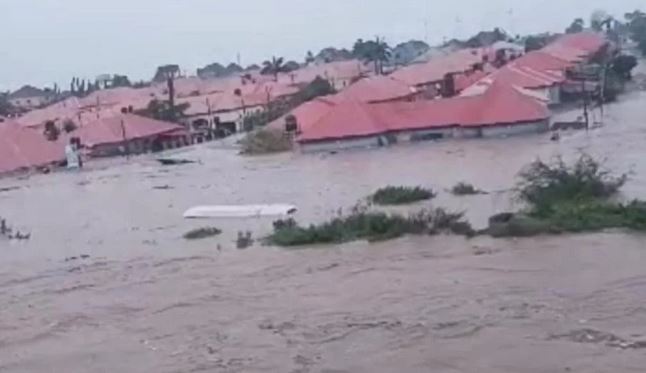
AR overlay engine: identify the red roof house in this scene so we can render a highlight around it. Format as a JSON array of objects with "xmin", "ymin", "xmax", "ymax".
[
  {"xmin": 334, "ymin": 75, "xmax": 418, "ymax": 103},
  {"xmin": 267, "ymin": 98, "xmax": 336, "ymax": 133},
  {"xmin": 389, "ymin": 49, "xmax": 489, "ymax": 87},
  {"xmin": 297, "ymin": 81, "xmax": 550, "ymax": 150},
  {"xmin": 550, "ymin": 32, "xmax": 608, "ymax": 56},
  {"xmin": 0, "ymin": 121, "xmax": 65, "ymax": 174},
  {"xmin": 298, "ymin": 99, "xmax": 388, "ymax": 142},
  {"xmin": 458, "ymin": 81, "xmax": 550, "ymax": 128},
  {"xmin": 74, "ymin": 114, "xmax": 186, "ymax": 146},
  {"xmin": 71, "ymin": 114, "xmax": 188, "ymax": 156}
]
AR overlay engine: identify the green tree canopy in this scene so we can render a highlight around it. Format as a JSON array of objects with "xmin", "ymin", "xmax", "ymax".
[
  {"xmin": 261, "ymin": 56, "xmax": 290, "ymax": 81},
  {"xmin": 566, "ymin": 18, "xmax": 585, "ymax": 34},
  {"xmin": 153, "ymin": 64, "xmax": 180, "ymax": 82},
  {"xmin": 625, "ymin": 9, "xmax": 646, "ymax": 55},
  {"xmin": 353, "ymin": 37, "xmax": 391, "ymax": 74}
]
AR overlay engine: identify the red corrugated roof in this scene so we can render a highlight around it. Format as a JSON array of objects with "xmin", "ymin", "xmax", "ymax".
[
  {"xmin": 277, "ymin": 60, "xmax": 371, "ymax": 86},
  {"xmin": 551, "ymin": 32, "xmax": 607, "ymax": 55},
  {"xmin": 513, "ymin": 51, "xmax": 574, "ymax": 72},
  {"xmin": 335, "ymin": 75, "xmax": 416, "ymax": 103},
  {"xmin": 458, "ymin": 81, "xmax": 549, "ymax": 127},
  {"xmin": 479, "ymin": 63, "xmax": 565, "ymax": 90},
  {"xmin": 0, "ymin": 121, "xmax": 65, "ymax": 174},
  {"xmin": 297, "ymin": 99, "xmax": 388, "ymax": 141},
  {"xmin": 297, "ymin": 81, "xmax": 549, "ymax": 142},
  {"xmin": 454, "ymin": 70, "xmax": 489, "ymax": 92},
  {"xmin": 390, "ymin": 49, "xmax": 487, "ymax": 86},
  {"xmin": 267, "ymin": 98, "xmax": 336, "ymax": 132},
  {"xmin": 73, "ymin": 114, "xmax": 186, "ymax": 147}
]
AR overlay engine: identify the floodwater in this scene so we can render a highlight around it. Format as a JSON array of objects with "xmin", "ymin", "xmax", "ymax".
[{"xmin": 1, "ymin": 92, "xmax": 646, "ymax": 372}]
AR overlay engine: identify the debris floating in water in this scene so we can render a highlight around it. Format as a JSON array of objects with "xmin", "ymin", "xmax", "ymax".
[
  {"xmin": 183, "ymin": 204, "xmax": 297, "ymax": 219},
  {"xmin": 0, "ymin": 217, "xmax": 31, "ymax": 241},
  {"xmin": 157, "ymin": 158, "xmax": 196, "ymax": 166}
]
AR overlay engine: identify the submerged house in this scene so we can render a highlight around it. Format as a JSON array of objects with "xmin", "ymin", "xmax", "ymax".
[
  {"xmin": 295, "ymin": 81, "xmax": 550, "ymax": 153},
  {"xmin": 0, "ymin": 120, "xmax": 65, "ymax": 175},
  {"xmin": 72, "ymin": 114, "xmax": 189, "ymax": 157},
  {"xmin": 389, "ymin": 48, "xmax": 494, "ymax": 98},
  {"xmin": 461, "ymin": 32, "xmax": 610, "ymax": 106},
  {"xmin": 7, "ymin": 85, "xmax": 55, "ymax": 110}
]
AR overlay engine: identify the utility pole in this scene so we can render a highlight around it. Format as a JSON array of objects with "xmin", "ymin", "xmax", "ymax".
[
  {"xmin": 120, "ymin": 118, "xmax": 129, "ymax": 159},
  {"xmin": 582, "ymin": 78, "xmax": 589, "ymax": 131}
]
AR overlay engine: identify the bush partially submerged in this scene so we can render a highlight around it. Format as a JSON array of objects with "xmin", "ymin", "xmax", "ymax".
[
  {"xmin": 518, "ymin": 154, "xmax": 627, "ymax": 216},
  {"xmin": 183, "ymin": 227, "xmax": 222, "ymax": 240},
  {"xmin": 493, "ymin": 154, "xmax": 646, "ymax": 236},
  {"xmin": 451, "ymin": 182, "xmax": 483, "ymax": 196},
  {"xmin": 266, "ymin": 207, "xmax": 474, "ymax": 247},
  {"xmin": 239, "ymin": 128, "xmax": 292, "ymax": 155},
  {"xmin": 371, "ymin": 186, "xmax": 436, "ymax": 205}
]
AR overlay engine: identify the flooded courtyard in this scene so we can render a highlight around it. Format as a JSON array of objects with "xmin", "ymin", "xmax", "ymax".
[{"xmin": 1, "ymin": 92, "xmax": 646, "ymax": 372}]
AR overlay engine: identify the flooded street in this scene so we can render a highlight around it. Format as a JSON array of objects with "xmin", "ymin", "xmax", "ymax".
[{"xmin": 1, "ymin": 92, "xmax": 646, "ymax": 372}]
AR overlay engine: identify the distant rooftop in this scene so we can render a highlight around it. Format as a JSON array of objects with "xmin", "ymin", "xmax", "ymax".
[{"xmin": 9, "ymin": 85, "xmax": 49, "ymax": 99}]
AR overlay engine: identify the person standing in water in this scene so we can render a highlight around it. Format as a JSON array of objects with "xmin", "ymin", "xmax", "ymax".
[
  {"xmin": 65, "ymin": 137, "xmax": 80, "ymax": 169},
  {"xmin": 74, "ymin": 137, "xmax": 84, "ymax": 168}
]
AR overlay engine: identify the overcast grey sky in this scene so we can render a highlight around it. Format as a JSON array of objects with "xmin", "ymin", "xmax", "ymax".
[{"xmin": 1, "ymin": 0, "xmax": 643, "ymax": 90}]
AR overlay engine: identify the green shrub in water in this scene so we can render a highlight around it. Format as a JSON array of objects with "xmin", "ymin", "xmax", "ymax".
[
  {"xmin": 517, "ymin": 154, "xmax": 627, "ymax": 216},
  {"xmin": 371, "ymin": 186, "xmax": 436, "ymax": 205},
  {"xmin": 183, "ymin": 227, "xmax": 222, "ymax": 240},
  {"xmin": 490, "ymin": 154, "xmax": 646, "ymax": 237},
  {"xmin": 451, "ymin": 182, "xmax": 483, "ymax": 196},
  {"xmin": 266, "ymin": 207, "xmax": 474, "ymax": 247}
]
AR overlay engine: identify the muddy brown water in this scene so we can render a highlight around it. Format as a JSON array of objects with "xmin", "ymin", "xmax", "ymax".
[{"xmin": 1, "ymin": 92, "xmax": 646, "ymax": 372}]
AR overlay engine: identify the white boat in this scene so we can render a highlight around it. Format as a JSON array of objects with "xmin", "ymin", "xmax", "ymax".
[{"xmin": 183, "ymin": 204, "xmax": 297, "ymax": 219}]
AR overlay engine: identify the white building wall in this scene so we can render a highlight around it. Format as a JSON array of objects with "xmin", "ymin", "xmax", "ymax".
[
  {"xmin": 185, "ymin": 104, "xmax": 265, "ymax": 132},
  {"xmin": 299, "ymin": 136, "xmax": 382, "ymax": 153},
  {"xmin": 394, "ymin": 127, "xmax": 455, "ymax": 142},
  {"xmin": 460, "ymin": 119, "xmax": 549, "ymax": 138},
  {"xmin": 9, "ymin": 96, "xmax": 51, "ymax": 109}
]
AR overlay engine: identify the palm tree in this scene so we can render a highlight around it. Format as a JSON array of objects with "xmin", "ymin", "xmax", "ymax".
[
  {"xmin": 261, "ymin": 56, "xmax": 287, "ymax": 81},
  {"xmin": 369, "ymin": 37, "xmax": 392, "ymax": 75}
]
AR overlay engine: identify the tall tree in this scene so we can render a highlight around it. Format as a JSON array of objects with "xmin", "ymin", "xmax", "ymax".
[
  {"xmin": 590, "ymin": 10, "xmax": 610, "ymax": 32},
  {"xmin": 112, "ymin": 75, "xmax": 131, "ymax": 88},
  {"xmin": 566, "ymin": 18, "xmax": 585, "ymax": 34},
  {"xmin": 305, "ymin": 51, "xmax": 315, "ymax": 64},
  {"xmin": 261, "ymin": 56, "xmax": 288, "ymax": 81},
  {"xmin": 0, "ymin": 93, "xmax": 16, "ymax": 116},
  {"xmin": 353, "ymin": 37, "xmax": 392, "ymax": 74},
  {"xmin": 610, "ymin": 55, "xmax": 638, "ymax": 80},
  {"xmin": 138, "ymin": 99, "xmax": 189, "ymax": 123},
  {"xmin": 153, "ymin": 64, "xmax": 180, "ymax": 83},
  {"xmin": 625, "ymin": 9, "xmax": 646, "ymax": 55}
]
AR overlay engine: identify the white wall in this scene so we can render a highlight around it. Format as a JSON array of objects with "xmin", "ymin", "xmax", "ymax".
[
  {"xmin": 185, "ymin": 104, "xmax": 264, "ymax": 132},
  {"xmin": 9, "ymin": 96, "xmax": 50, "ymax": 109},
  {"xmin": 394, "ymin": 127, "xmax": 455, "ymax": 143},
  {"xmin": 299, "ymin": 136, "xmax": 381, "ymax": 153},
  {"xmin": 460, "ymin": 119, "xmax": 549, "ymax": 138}
]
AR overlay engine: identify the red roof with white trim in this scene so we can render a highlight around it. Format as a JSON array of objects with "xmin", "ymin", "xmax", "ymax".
[{"xmin": 72, "ymin": 114, "xmax": 186, "ymax": 147}]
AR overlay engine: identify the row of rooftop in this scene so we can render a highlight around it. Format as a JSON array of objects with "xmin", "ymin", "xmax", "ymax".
[{"xmin": 0, "ymin": 31, "xmax": 613, "ymax": 174}]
